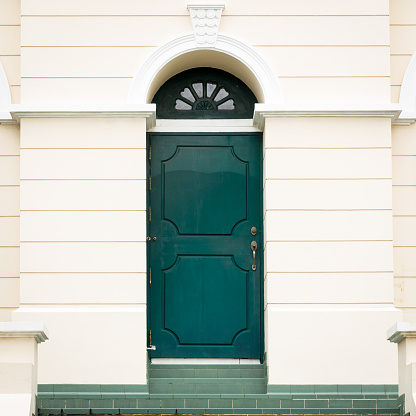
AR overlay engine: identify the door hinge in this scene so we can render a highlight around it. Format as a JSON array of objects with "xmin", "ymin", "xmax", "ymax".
[
  {"xmin": 148, "ymin": 207, "xmax": 151, "ymax": 222},
  {"xmin": 149, "ymin": 176, "xmax": 151, "ymax": 191},
  {"xmin": 149, "ymin": 268, "xmax": 151, "ymax": 286},
  {"xmin": 147, "ymin": 330, "xmax": 156, "ymax": 351}
]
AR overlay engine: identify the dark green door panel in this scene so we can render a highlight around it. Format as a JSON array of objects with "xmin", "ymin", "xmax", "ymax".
[{"xmin": 148, "ymin": 133, "xmax": 263, "ymax": 358}]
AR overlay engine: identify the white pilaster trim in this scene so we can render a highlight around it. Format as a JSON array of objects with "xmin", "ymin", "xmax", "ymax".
[
  {"xmin": 10, "ymin": 104, "xmax": 156, "ymax": 129},
  {"xmin": 254, "ymin": 103, "xmax": 402, "ymax": 130},
  {"xmin": 387, "ymin": 322, "xmax": 416, "ymax": 344},
  {"xmin": 127, "ymin": 33, "xmax": 284, "ymax": 105},
  {"xmin": 0, "ymin": 61, "xmax": 13, "ymax": 123},
  {"xmin": 0, "ymin": 322, "xmax": 49, "ymax": 343}
]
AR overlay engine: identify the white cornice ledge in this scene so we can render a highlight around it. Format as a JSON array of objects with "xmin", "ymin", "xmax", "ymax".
[
  {"xmin": 10, "ymin": 104, "xmax": 156, "ymax": 129},
  {"xmin": 254, "ymin": 104, "xmax": 402, "ymax": 130},
  {"xmin": 0, "ymin": 111, "xmax": 14, "ymax": 124},
  {"xmin": 0, "ymin": 322, "xmax": 49, "ymax": 343},
  {"xmin": 387, "ymin": 322, "xmax": 416, "ymax": 344}
]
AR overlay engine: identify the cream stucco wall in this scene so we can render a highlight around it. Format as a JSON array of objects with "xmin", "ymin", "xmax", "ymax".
[
  {"xmin": 19, "ymin": 0, "xmax": 390, "ymax": 105},
  {"xmin": 1, "ymin": 0, "xmax": 415, "ymax": 389},
  {"xmin": 0, "ymin": 0, "xmax": 21, "ymax": 321},
  {"xmin": 264, "ymin": 117, "xmax": 399, "ymax": 384},
  {"xmin": 15, "ymin": 117, "xmax": 148, "ymax": 384},
  {"xmin": 0, "ymin": 0, "xmax": 20, "ymax": 104},
  {"xmin": 390, "ymin": 0, "xmax": 416, "ymax": 322},
  {"xmin": 0, "ymin": 124, "xmax": 20, "ymax": 321}
]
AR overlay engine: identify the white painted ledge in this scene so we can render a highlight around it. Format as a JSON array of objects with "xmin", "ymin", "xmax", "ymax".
[
  {"xmin": 387, "ymin": 322, "xmax": 416, "ymax": 344},
  {"xmin": 9, "ymin": 104, "xmax": 157, "ymax": 129},
  {"xmin": 0, "ymin": 322, "xmax": 49, "ymax": 343},
  {"xmin": 0, "ymin": 102, "xmax": 409, "ymax": 129},
  {"xmin": 254, "ymin": 103, "xmax": 403, "ymax": 130}
]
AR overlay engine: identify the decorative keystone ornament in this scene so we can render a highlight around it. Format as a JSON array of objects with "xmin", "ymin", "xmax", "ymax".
[{"xmin": 187, "ymin": 4, "xmax": 225, "ymax": 47}]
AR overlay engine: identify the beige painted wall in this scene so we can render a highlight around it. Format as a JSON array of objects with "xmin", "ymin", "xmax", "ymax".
[
  {"xmin": 392, "ymin": 123, "xmax": 416, "ymax": 321},
  {"xmin": 390, "ymin": 0, "xmax": 416, "ymax": 102},
  {"xmin": 0, "ymin": 125, "xmax": 20, "ymax": 321},
  {"xmin": 16, "ymin": 117, "xmax": 148, "ymax": 384},
  {"xmin": 19, "ymin": 0, "xmax": 390, "ymax": 104},
  {"xmin": 0, "ymin": 0, "xmax": 20, "ymax": 104},
  {"xmin": 389, "ymin": 0, "xmax": 416, "ymax": 320},
  {"xmin": 264, "ymin": 117, "xmax": 400, "ymax": 384},
  {"xmin": 0, "ymin": 0, "xmax": 408, "ymax": 386}
]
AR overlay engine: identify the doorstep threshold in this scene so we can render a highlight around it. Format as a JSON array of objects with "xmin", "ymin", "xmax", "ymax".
[{"xmin": 151, "ymin": 358, "xmax": 261, "ymax": 365}]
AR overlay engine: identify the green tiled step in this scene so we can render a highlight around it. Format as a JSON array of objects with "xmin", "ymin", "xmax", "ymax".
[
  {"xmin": 38, "ymin": 409, "xmax": 400, "ymax": 416},
  {"xmin": 37, "ymin": 396, "xmax": 400, "ymax": 415},
  {"xmin": 149, "ymin": 378, "xmax": 266, "ymax": 395},
  {"xmin": 148, "ymin": 365, "xmax": 266, "ymax": 380},
  {"xmin": 148, "ymin": 364, "xmax": 267, "ymax": 395},
  {"xmin": 150, "ymin": 378, "xmax": 265, "ymax": 384}
]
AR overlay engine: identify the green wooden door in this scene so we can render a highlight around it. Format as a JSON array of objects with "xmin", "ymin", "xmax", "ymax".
[{"xmin": 148, "ymin": 133, "xmax": 263, "ymax": 359}]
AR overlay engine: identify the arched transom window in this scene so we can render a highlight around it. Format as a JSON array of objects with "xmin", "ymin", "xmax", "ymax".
[{"xmin": 152, "ymin": 67, "xmax": 258, "ymax": 119}]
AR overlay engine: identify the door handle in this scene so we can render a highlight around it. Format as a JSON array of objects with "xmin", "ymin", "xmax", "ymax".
[{"xmin": 251, "ymin": 241, "xmax": 258, "ymax": 271}]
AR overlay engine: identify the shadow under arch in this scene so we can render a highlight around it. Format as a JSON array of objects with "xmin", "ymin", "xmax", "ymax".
[{"xmin": 128, "ymin": 33, "xmax": 283, "ymax": 106}]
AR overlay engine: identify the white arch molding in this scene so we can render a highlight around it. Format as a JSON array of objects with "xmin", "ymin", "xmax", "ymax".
[
  {"xmin": 399, "ymin": 51, "xmax": 416, "ymax": 123},
  {"xmin": 127, "ymin": 33, "xmax": 284, "ymax": 106}
]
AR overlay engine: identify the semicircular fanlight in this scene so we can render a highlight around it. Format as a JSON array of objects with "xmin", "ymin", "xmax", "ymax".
[{"xmin": 152, "ymin": 68, "xmax": 257, "ymax": 119}]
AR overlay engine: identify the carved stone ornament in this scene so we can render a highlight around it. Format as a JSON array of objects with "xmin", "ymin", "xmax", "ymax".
[{"xmin": 187, "ymin": 4, "xmax": 225, "ymax": 47}]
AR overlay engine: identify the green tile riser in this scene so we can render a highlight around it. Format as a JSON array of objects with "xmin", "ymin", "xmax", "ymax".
[
  {"xmin": 38, "ymin": 397, "xmax": 398, "ymax": 409},
  {"xmin": 149, "ymin": 377, "xmax": 265, "ymax": 384}
]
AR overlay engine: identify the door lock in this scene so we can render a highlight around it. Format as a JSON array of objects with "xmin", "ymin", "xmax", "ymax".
[{"xmin": 251, "ymin": 241, "xmax": 258, "ymax": 271}]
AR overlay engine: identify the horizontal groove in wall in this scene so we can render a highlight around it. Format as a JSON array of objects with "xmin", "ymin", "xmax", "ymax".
[
  {"xmin": 265, "ymin": 240, "xmax": 393, "ymax": 243},
  {"xmin": 20, "ymin": 45, "xmax": 155, "ymax": 48},
  {"xmin": 265, "ymin": 271, "xmax": 394, "ymax": 274},
  {"xmin": 20, "ymin": 148, "xmax": 145, "ymax": 150},
  {"xmin": 266, "ymin": 302, "xmax": 393, "ymax": 305},
  {"xmin": 20, "ymin": 178, "xmax": 145, "ymax": 181},
  {"xmin": 19, "ymin": 44, "xmax": 391, "ymax": 48},
  {"xmin": 21, "ymin": 241, "xmax": 145, "ymax": 243},
  {"xmin": 264, "ymin": 147, "xmax": 392, "ymax": 150},
  {"xmin": 393, "ymin": 215, "xmax": 416, "ymax": 217},
  {"xmin": 20, "ymin": 210, "xmax": 143, "ymax": 212},
  {"xmin": 265, "ymin": 209, "xmax": 392, "ymax": 211},
  {"xmin": 21, "ymin": 14, "xmax": 390, "ymax": 17},
  {"xmin": 262, "ymin": 177, "xmax": 390, "ymax": 182},
  {"xmin": 394, "ymin": 276, "xmax": 416, "ymax": 278},
  {"xmin": 20, "ymin": 302, "xmax": 147, "ymax": 306},
  {"xmin": 21, "ymin": 271, "xmax": 142, "ymax": 274},
  {"xmin": 21, "ymin": 76, "xmax": 132, "ymax": 79}
]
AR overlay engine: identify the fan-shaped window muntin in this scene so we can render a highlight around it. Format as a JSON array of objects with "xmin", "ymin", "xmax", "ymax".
[
  {"xmin": 152, "ymin": 68, "xmax": 257, "ymax": 119},
  {"xmin": 176, "ymin": 82, "xmax": 234, "ymax": 112}
]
